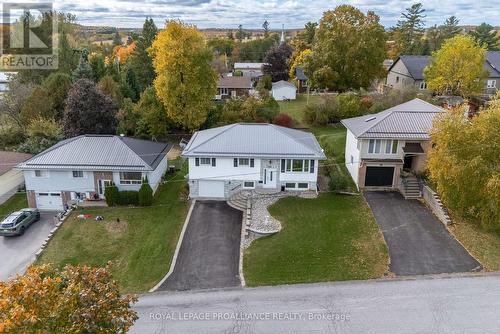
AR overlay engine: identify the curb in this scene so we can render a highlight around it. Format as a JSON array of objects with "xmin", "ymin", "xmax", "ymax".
[{"xmin": 149, "ymin": 199, "xmax": 196, "ymax": 292}]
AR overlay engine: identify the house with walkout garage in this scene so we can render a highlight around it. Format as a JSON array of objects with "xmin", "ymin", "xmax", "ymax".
[
  {"xmin": 16, "ymin": 135, "xmax": 171, "ymax": 210},
  {"xmin": 341, "ymin": 98, "xmax": 443, "ymax": 198},
  {"xmin": 182, "ymin": 123, "xmax": 326, "ymax": 199}
]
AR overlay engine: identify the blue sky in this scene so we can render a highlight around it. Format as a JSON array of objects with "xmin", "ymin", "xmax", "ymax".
[{"xmin": 53, "ymin": 0, "xmax": 499, "ymax": 29}]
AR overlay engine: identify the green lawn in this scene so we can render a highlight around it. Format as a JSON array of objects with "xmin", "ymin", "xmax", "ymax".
[
  {"xmin": 278, "ymin": 94, "xmax": 323, "ymax": 126},
  {"xmin": 244, "ymin": 193, "xmax": 388, "ymax": 286},
  {"xmin": 37, "ymin": 168, "xmax": 189, "ymax": 293},
  {"xmin": 449, "ymin": 218, "xmax": 500, "ymax": 271},
  {"xmin": 0, "ymin": 193, "xmax": 28, "ymax": 217}
]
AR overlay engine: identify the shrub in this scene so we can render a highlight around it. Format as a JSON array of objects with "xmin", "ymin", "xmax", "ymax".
[
  {"xmin": 273, "ymin": 113, "xmax": 294, "ymax": 128},
  {"xmin": 328, "ymin": 167, "xmax": 350, "ymax": 191},
  {"xmin": 117, "ymin": 191, "xmax": 139, "ymax": 206},
  {"xmin": 138, "ymin": 177, "xmax": 153, "ymax": 206},
  {"xmin": 104, "ymin": 184, "xmax": 119, "ymax": 206}
]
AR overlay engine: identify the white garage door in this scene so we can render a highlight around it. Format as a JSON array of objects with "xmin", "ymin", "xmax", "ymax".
[
  {"xmin": 36, "ymin": 192, "xmax": 63, "ymax": 210},
  {"xmin": 198, "ymin": 180, "xmax": 225, "ymax": 198}
]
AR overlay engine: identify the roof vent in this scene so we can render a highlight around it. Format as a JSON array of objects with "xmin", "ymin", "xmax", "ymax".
[{"xmin": 365, "ymin": 117, "xmax": 376, "ymax": 122}]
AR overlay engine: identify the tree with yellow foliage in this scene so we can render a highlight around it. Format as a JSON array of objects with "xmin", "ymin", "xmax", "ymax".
[
  {"xmin": 150, "ymin": 21, "xmax": 217, "ymax": 131},
  {"xmin": 428, "ymin": 93, "xmax": 500, "ymax": 227},
  {"xmin": 424, "ymin": 35, "xmax": 488, "ymax": 97},
  {"xmin": 289, "ymin": 49, "xmax": 312, "ymax": 80},
  {"xmin": 0, "ymin": 263, "xmax": 137, "ymax": 333}
]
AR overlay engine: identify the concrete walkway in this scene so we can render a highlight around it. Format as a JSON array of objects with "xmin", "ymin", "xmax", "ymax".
[
  {"xmin": 158, "ymin": 201, "xmax": 242, "ymax": 291},
  {"xmin": 365, "ymin": 191, "xmax": 480, "ymax": 276}
]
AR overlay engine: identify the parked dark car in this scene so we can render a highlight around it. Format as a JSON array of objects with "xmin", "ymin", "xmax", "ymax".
[{"xmin": 0, "ymin": 209, "xmax": 40, "ymax": 236}]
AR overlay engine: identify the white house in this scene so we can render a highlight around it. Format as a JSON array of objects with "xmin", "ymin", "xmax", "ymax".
[
  {"xmin": 233, "ymin": 63, "xmax": 267, "ymax": 80},
  {"xmin": 182, "ymin": 123, "xmax": 326, "ymax": 199},
  {"xmin": 16, "ymin": 135, "xmax": 171, "ymax": 210},
  {"xmin": 272, "ymin": 80, "xmax": 296, "ymax": 101},
  {"xmin": 341, "ymin": 98, "xmax": 443, "ymax": 195}
]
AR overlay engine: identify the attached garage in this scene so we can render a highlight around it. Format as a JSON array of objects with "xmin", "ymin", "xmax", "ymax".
[
  {"xmin": 198, "ymin": 180, "xmax": 225, "ymax": 198},
  {"xmin": 35, "ymin": 192, "xmax": 63, "ymax": 210},
  {"xmin": 364, "ymin": 167, "xmax": 395, "ymax": 187}
]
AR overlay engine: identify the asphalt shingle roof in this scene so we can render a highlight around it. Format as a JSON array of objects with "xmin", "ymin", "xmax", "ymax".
[
  {"xmin": 182, "ymin": 123, "xmax": 326, "ymax": 159},
  {"xmin": 217, "ymin": 76, "xmax": 252, "ymax": 89},
  {"xmin": 295, "ymin": 67, "xmax": 308, "ymax": 81},
  {"xmin": 17, "ymin": 135, "xmax": 171, "ymax": 171},
  {"xmin": 341, "ymin": 98, "xmax": 443, "ymax": 140},
  {"xmin": 486, "ymin": 51, "xmax": 500, "ymax": 77}
]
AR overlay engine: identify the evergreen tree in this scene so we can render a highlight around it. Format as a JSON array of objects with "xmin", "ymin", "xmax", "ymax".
[
  {"xmin": 470, "ymin": 23, "xmax": 500, "ymax": 50},
  {"xmin": 262, "ymin": 20, "xmax": 270, "ymax": 37},
  {"xmin": 72, "ymin": 49, "xmax": 93, "ymax": 81},
  {"xmin": 127, "ymin": 18, "xmax": 158, "ymax": 92},
  {"xmin": 112, "ymin": 31, "xmax": 122, "ymax": 47},
  {"xmin": 393, "ymin": 3, "xmax": 426, "ymax": 55}
]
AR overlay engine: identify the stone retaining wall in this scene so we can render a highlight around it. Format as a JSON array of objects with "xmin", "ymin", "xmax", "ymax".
[{"xmin": 422, "ymin": 185, "xmax": 451, "ymax": 226}]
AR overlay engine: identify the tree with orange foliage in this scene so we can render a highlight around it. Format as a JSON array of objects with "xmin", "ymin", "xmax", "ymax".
[
  {"xmin": 114, "ymin": 42, "xmax": 137, "ymax": 64},
  {"xmin": 0, "ymin": 263, "xmax": 137, "ymax": 333}
]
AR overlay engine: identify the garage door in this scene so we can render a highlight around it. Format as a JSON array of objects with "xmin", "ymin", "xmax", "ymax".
[
  {"xmin": 365, "ymin": 167, "xmax": 395, "ymax": 187},
  {"xmin": 198, "ymin": 180, "xmax": 225, "ymax": 198},
  {"xmin": 36, "ymin": 192, "xmax": 63, "ymax": 210}
]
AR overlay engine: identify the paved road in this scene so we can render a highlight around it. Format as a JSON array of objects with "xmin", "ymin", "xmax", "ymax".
[
  {"xmin": 0, "ymin": 211, "xmax": 58, "ymax": 281},
  {"xmin": 365, "ymin": 191, "xmax": 480, "ymax": 276},
  {"xmin": 159, "ymin": 201, "xmax": 242, "ymax": 291},
  {"xmin": 132, "ymin": 274, "xmax": 500, "ymax": 334}
]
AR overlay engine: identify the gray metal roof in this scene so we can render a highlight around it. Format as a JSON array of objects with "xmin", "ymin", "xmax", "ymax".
[
  {"xmin": 17, "ymin": 135, "xmax": 171, "ymax": 171},
  {"xmin": 182, "ymin": 123, "xmax": 326, "ymax": 159},
  {"xmin": 341, "ymin": 98, "xmax": 443, "ymax": 140},
  {"xmin": 295, "ymin": 67, "xmax": 308, "ymax": 81}
]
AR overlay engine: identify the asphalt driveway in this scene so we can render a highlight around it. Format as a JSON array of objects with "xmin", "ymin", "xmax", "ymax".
[
  {"xmin": 159, "ymin": 201, "xmax": 242, "ymax": 291},
  {"xmin": 364, "ymin": 192, "xmax": 480, "ymax": 276},
  {"xmin": 0, "ymin": 211, "xmax": 58, "ymax": 281}
]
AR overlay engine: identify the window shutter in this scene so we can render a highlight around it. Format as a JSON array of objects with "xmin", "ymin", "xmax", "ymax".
[
  {"xmin": 310, "ymin": 160, "xmax": 315, "ymax": 173},
  {"xmin": 195, "ymin": 158, "xmax": 199, "ymax": 166},
  {"xmin": 281, "ymin": 159, "xmax": 285, "ymax": 173},
  {"xmin": 212, "ymin": 158, "xmax": 216, "ymax": 167},
  {"xmin": 234, "ymin": 158, "xmax": 238, "ymax": 167},
  {"xmin": 250, "ymin": 159, "xmax": 254, "ymax": 167}
]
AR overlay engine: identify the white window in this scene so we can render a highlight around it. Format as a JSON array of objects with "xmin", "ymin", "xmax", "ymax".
[
  {"xmin": 200, "ymin": 158, "xmax": 211, "ymax": 165},
  {"xmin": 243, "ymin": 181, "xmax": 255, "ymax": 188},
  {"xmin": 282, "ymin": 159, "xmax": 311, "ymax": 173},
  {"xmin": 238, "ymin": 158, "xmax": 250, "ymax": 166},
  {"xmin": 285, "ymin": 182, "xmax": 296, "ymax": 189},
  {"xmin": 487, "ymin": 80, "xmax": 496, "ymax": 88},
  {"xmin": 419, "ymin": 81, "xmax": 427, "ymax": 90},
  {"xmin": 34, "ymin": 170, "xmax": 48, "ymax": 178},
  {"xmin": 368, "ymin": 139, "xmax": 382, "ymax": 154},
  {"xmin": 219, "ymin": 88, "xmax": 228, "ymax": 95},
  {"xmin": 119, "ymin": 172, "xmax": 142, "ymax": 185},
  {"xmin": 297, "ymin": 183, "xmax": 309, "ymax": 189},
  {"xmin": 385, "ymin": 140, "xmax": 398, "ymax": 154},
  {"xmin": 231, "ymin": 90, "xmax": 237, "ymax": 97},
  {"xmin": 72, "ymin": 171, "xmax": 84, "ymax": 178},
  {"xmin": 292, "ymin": 159, "xmax": 304, "ymax": 172}
]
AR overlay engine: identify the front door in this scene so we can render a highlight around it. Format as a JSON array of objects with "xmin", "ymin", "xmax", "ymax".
[
  {"xmin": 263, "ymin": 168, "xmax": 277, "ymax": 188},
  {"xmin": 403, "ymin": 156, "xmax": 413, "ymax": 170},
  {"xmin": 98, "ymin": 179, "xmax": 112, "ymax": 199}
]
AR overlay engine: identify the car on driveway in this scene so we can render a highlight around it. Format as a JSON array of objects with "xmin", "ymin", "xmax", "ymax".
[{"xmin": 0, "ymin": 208, "xmax": 40, "ymax": 236}]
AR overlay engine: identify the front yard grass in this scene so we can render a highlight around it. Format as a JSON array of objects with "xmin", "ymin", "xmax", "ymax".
[
  {"xmin": 37, "ymin": 168, "xmax": 189, "ymax": 293},
  {"xmin": 278, "ymin": 94, "xmax": 323, "ymax": 126},
  {"xmin": 244, "ymin": 193, "xmax": 388, "ymax": 286},
  {"xmin": 0, "ymin": 193, "xmax": 28, "ymax": 217},
  {"xmin": 449, "ymin": 218, "xmax": 500, "ymax": 271}
]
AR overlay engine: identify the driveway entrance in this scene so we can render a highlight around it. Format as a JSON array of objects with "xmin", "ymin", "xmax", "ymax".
[
  {"xmin": 365, "ymin": 191, "xmax": 481, "ymax": 276},
  {"xmin": 159, "ymin": 201, "xmax": 242, "ymax": 290}
]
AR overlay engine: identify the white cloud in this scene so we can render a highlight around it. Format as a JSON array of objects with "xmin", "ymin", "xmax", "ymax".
[{"xmin": 53, "ymin": 0, "xmax": 499, "ymax": 28}]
